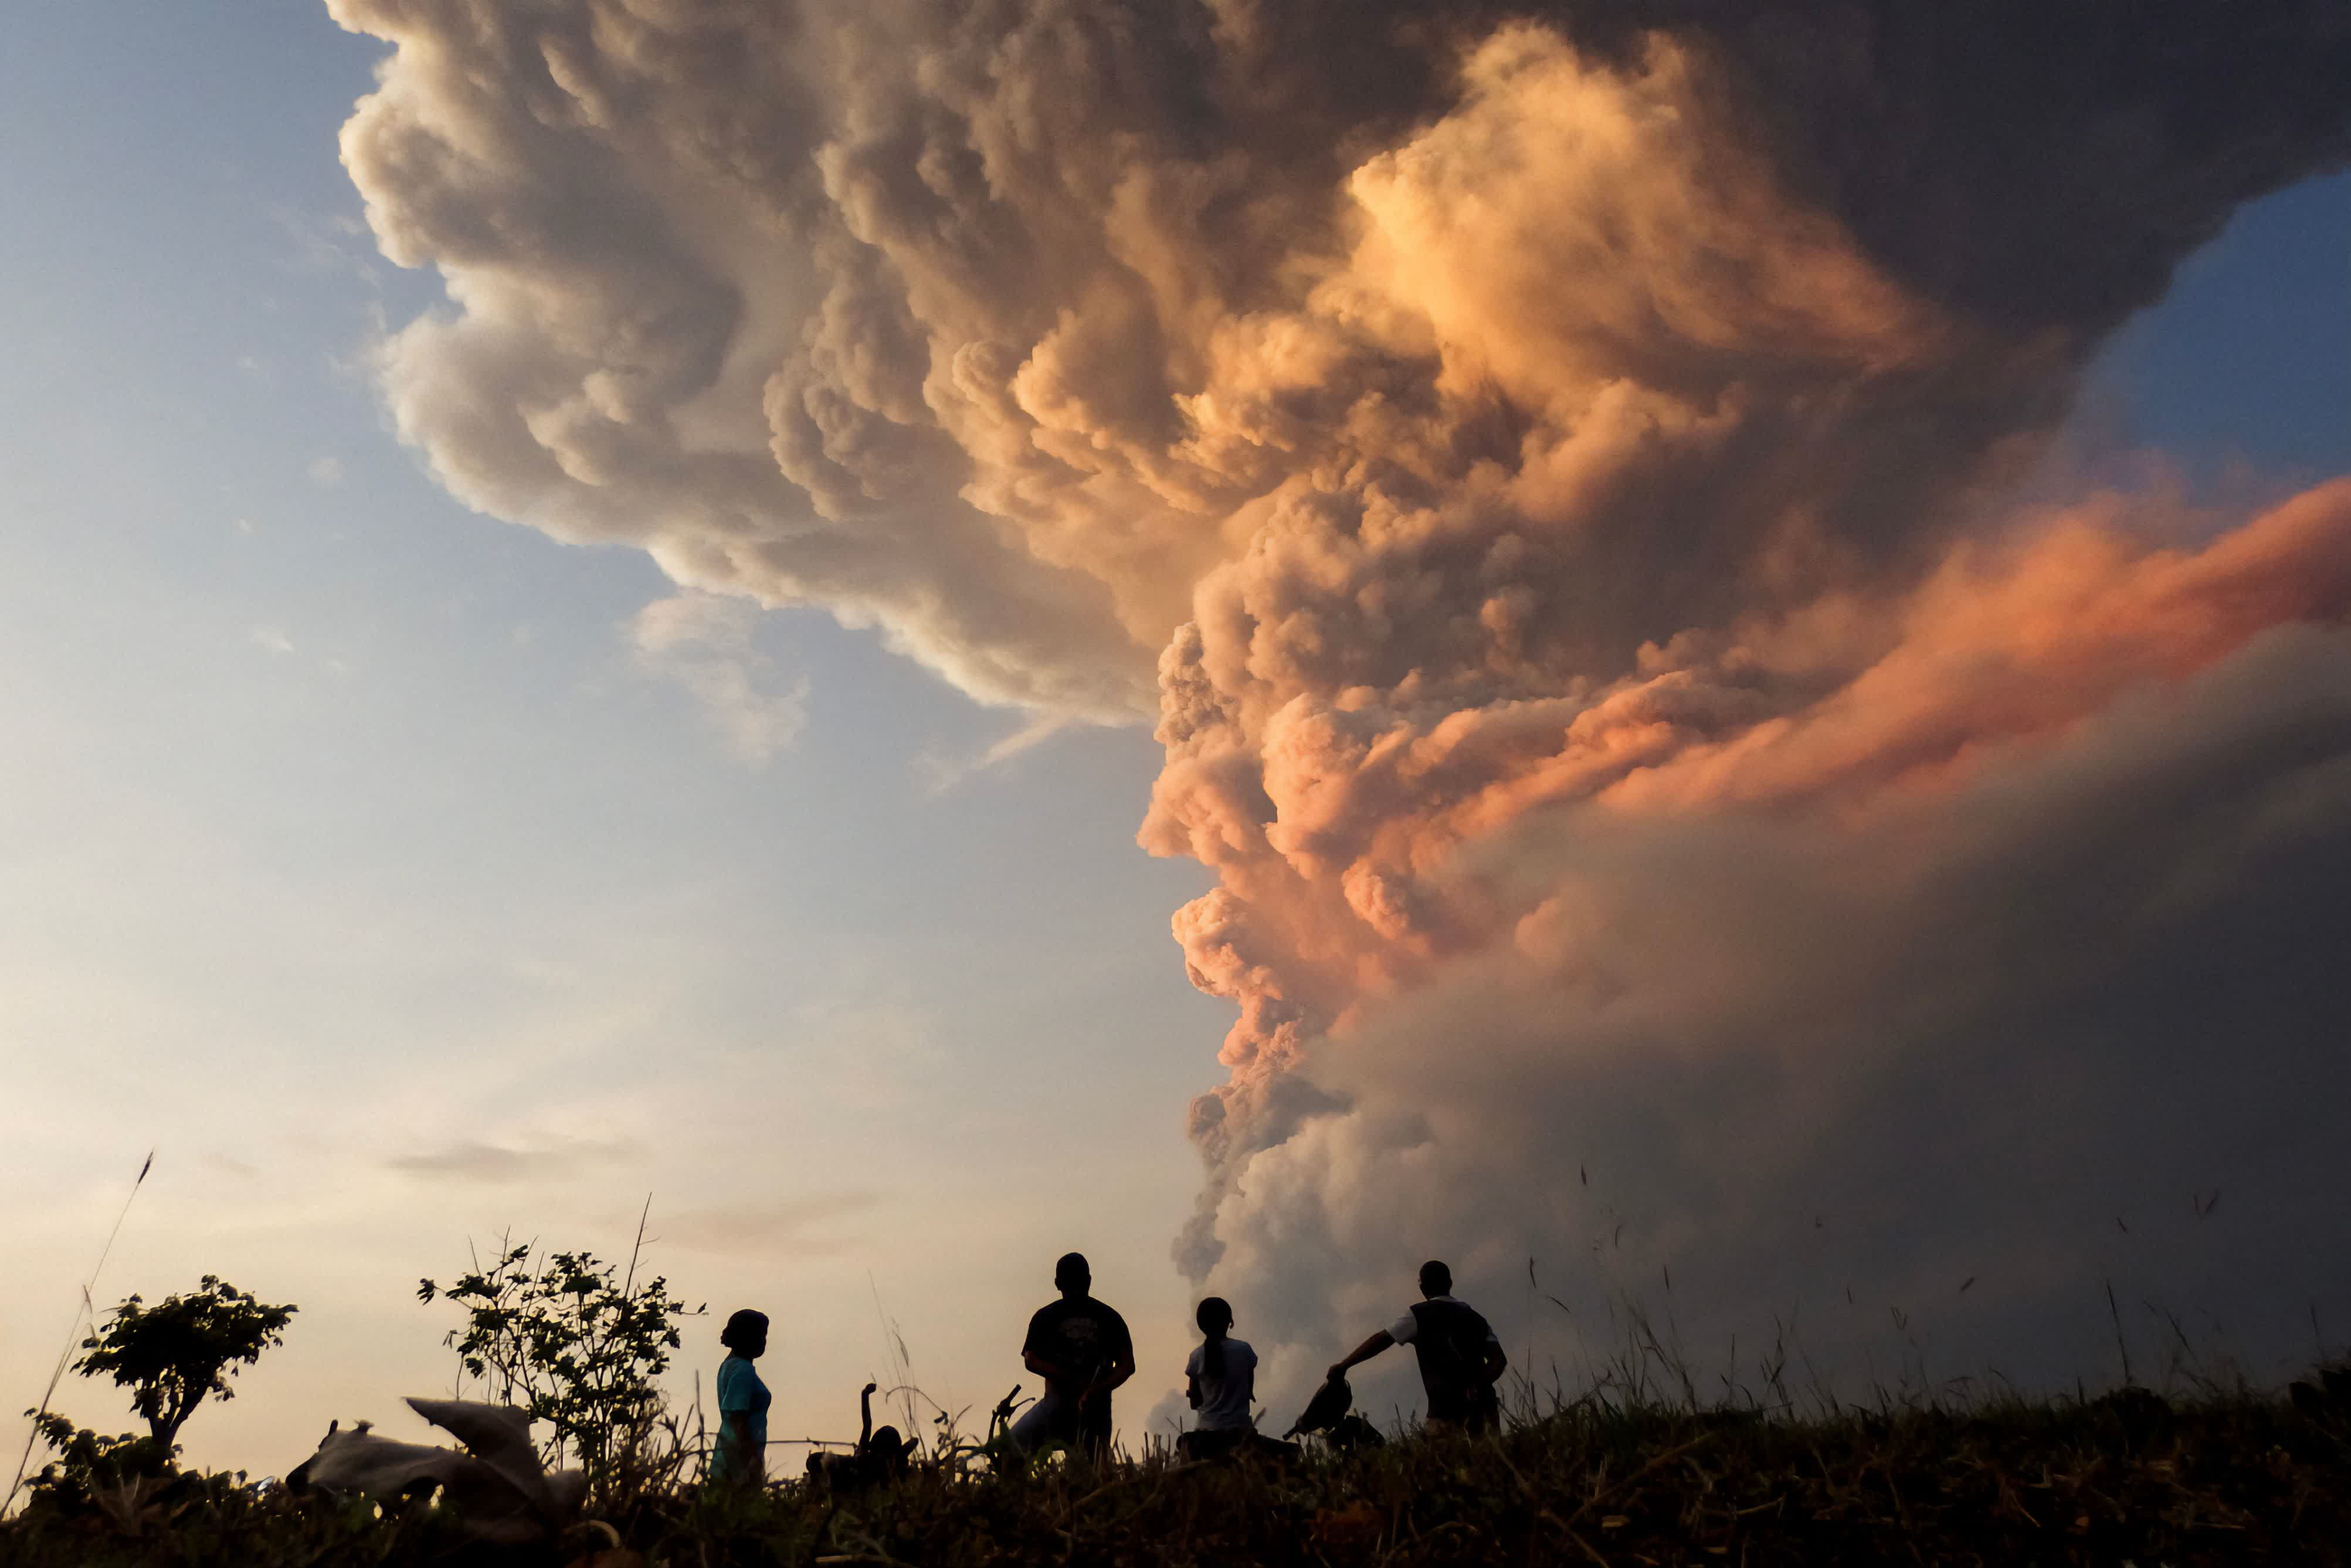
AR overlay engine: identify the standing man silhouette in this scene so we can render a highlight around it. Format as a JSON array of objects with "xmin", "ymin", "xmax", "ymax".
[
  {"xmin": 1328, "ymin": 1260, "xmax": 1507, "ymax": 1433},
  {"xmin": 1012, "ymin": 1251, "xmax": 1134, "ymax": 1462}
]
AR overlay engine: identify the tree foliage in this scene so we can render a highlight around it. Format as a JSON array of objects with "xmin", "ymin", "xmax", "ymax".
[
  {"xmin": 418, "ymin": 1240, "xmax": 701, "ymax": 1478},
  {"xmin": 16, "ymin": 1277, "xmax": 294, "ymax": 1509},
  {"xmin": 74, "ymin": 1277, "xmax": 297, "ymax": 1451},
  {"xmin": 18, "ymin": 1414, "xmax": 175, "ymax": 1506}
]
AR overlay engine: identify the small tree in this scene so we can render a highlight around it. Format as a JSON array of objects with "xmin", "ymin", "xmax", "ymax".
[
  {"xmin": 419, "ymin": 1237, "xmax": 701, "ymax": 1479},
  {"xmin": 18, "ymin": 1276, "xmax": 295, "ymax": 1508},
  {"xmin": 74, "ymin": 1276, "xmax": 297, "ymax": 1452}
]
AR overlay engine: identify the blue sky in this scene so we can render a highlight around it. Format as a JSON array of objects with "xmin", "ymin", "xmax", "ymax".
[
  {"xmin": 2, "ymin": 2, "xmax": 2344, "ymax": 1477},
  {"xmin": 1, "ymin": 0, "xmax": 1229, "ymax": 1470}
]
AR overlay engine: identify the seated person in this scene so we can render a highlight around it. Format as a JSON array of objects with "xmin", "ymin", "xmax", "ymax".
[
  {"xmin": 1010, "ymin": 1252, "xmax": 1134, "ymax": 1463},
  {"xmin": 806, "ymin": 1382, "xmax": 918, "ymax": 1491},
  {"xmin": 1179, "ymin": 1297, "xmax": 1297, "ymax": 1462}
]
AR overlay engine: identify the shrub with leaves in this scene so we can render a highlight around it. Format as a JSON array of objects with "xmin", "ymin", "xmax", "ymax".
[
  {"xmin": 18, "ymin": 1276, "xmax": 295, "ymax": 1510},
  {"xmin": 73, "ymin": 1278, "xmax": 297, "ymax": 1454},
  {"xmin": 16, "ymin": 1417, "xmax": 174, "ymax": 1513},
  {"xmin": 418, "ymin": 1238, "xmax": 701, "ymax": 1484}
]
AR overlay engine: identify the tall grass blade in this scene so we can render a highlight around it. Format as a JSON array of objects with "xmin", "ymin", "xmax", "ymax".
[{"xmin": 5, "ymin": 1149, "xmax": 153, "ymax": 1513}]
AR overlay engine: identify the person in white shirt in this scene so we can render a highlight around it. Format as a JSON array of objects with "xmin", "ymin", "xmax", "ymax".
[
  {"xmin": 1327, "ymin": 1260, "xmax": 1507, "ymax": 1433},
  {"xmin": 1179, "ymin": 1297, "xmax": 1297, "ymax": 1461}
]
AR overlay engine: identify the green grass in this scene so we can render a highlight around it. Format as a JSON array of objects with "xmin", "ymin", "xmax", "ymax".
[{"xmin": 7, "ymin": 1374, "xmax": 2347, "ymax": 1567}]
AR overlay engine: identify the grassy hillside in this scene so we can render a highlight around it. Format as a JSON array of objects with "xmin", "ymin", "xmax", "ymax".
[{"xmin": 6, "ymin": 1377, "xmax": 2347, "ymax": 1566}]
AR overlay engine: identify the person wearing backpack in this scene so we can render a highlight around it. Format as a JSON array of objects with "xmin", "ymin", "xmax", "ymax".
[{"xmin": 1327, "ymin": 1260, "xmax": 1507, "ymax": 1433}]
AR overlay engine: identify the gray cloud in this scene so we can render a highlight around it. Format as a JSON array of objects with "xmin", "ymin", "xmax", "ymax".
[
  {"xmin": 331, "ymin": 0, "xmax": 2351, "ymax": 1397},
  {"xmin": 389, "ymin": 1133, "xmax": 643, "ymax": 1184},
  {"xmin": 328, "ymin": 1, "xmax": 2351, "ymax": 712},
  {"xmin": 1200, "ymin": 626, "xmax": 2351, "ymax": 1419},
  {"xmin": 654, "ymin": 1193, "xmax": 888, "ymax": 1258}
]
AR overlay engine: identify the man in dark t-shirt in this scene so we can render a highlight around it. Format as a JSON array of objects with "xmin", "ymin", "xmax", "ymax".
[
  {"xmin": 1328, "ymin": 1260, "xmax": 1507, "ymax": 1433},
  {"xmin": 1011, "ymin": 1251, "xmax": 1135, "ymax": 1461}
]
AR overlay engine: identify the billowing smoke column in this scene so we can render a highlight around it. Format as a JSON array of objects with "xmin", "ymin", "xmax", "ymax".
[{"xmin": 334, "ymin": 0, "xmax": 2351, "ymax": 1393}]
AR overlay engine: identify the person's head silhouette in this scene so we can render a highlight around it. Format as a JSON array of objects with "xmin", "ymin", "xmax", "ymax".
[
  {"xmin": 1196, "ymin": 1295, "xmax": 1233, "ymax": 1376},
  {"xmin": 721, "ymin": 1308, "xmax": 769, "ymax": 1358},
  {"xmin": 1054, "ymin": 1251, "xmax": 1091, "ymax": 1298},
  {"xmin": 1418, "ymin": 1260, "xmax": 1452, "ymax": 1298}
]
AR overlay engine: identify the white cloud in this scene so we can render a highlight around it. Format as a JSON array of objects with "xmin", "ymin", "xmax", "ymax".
[
  {"xmin": 629, "ymin": 592, "xmax": 809, "ymax": 763},
  {"xmin": 250, "ymin": 626, "xmax": 295, "ymax": 656},
  {"xmin": 270, "ymin": 202, "xmax": 384, "ymax": 286},
  {"xmin": 306, "ymin": 455, "xmax": 344, "ymax": 488},
  {"xmin": 388, "ymin": 1132, "xmax": 644, "ymax": 1184},
  {"xmin": 917, "ymin": 711, "xmax": 1073, "ymax": 795}
]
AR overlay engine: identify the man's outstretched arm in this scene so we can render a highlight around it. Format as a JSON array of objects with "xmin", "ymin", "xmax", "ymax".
[{"xmin": 1327, "ymin": 1329, "xmax": 1393, "ymax": 1381}]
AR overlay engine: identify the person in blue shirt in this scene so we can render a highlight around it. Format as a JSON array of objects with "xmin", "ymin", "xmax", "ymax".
[{"xmin": 711, "ymin": 1308, "xmax": 772, "ymax": 1484}]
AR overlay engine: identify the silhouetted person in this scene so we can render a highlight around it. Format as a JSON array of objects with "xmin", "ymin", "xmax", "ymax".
[
  {"xmin": 711, "ymin": 1309, "xmax": 772, "ymax": 1484},
  {"xmin": 1179, "ymin": 1297, "xmax": 1298, "ymax": 1462},
  {"xmin": 1012, "ymin": 1252, "xmax": 1134, "ymax": 1462},
  {"xmin": 807, "ymin": 1382, "xmax": 919, "ymax": 1492},
  {"xmin": 1328, "ymin": 1260, "xmax": 1506, "ymax": 1434},
  {"xmin": 1283, "ymin": 1373, "xmax": 1385, "ymax": 1452}
]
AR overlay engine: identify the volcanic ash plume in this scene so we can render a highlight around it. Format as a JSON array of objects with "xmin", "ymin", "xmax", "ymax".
[{"xmin": 334, "ymin": 0, "xmax": 2351, "ymax": 1381}]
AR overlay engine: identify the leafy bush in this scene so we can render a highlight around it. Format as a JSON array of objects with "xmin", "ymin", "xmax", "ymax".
[
  {"xmin": 73, "ymin": 1277, "xmax": 297, "ymax": 1453},
  {"xmin": 13, "ymin": 1277, "xmax": 294, "ymax": 1513},
  {"xmin": 418, "ymin": 1237, "xmax": 702, "ymax": 1489},
  {"xmin": 12, "ymin": 1420, "xmax": 172, "ymax": 1516}
]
